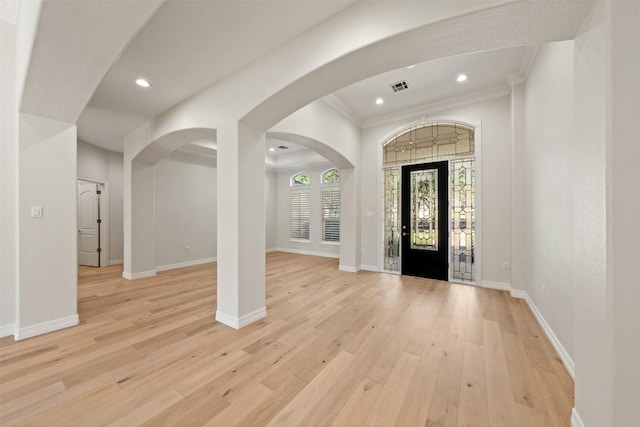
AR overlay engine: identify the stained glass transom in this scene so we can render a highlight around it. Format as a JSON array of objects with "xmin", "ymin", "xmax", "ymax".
[
  {"xmin": 410, "ymin": 169, "xmax": 438, "ymax": 251},
  {"xmin": 321, "ymin": 168, "xmax": 340, "ymax": 184},
  {"xmin": 383, "ymin": 122, "xmax": 474, "ymax": 166},
  {"xmin": 451, "ymin": 158, "xmax": 475, "ymax": 282},
  {"xmin": 290, "ymin": 173, "xmax": 311, "ymax": 186},
  {"xmin": 383, "ymin": 167, "xmax": 400, "ymax": 271}
]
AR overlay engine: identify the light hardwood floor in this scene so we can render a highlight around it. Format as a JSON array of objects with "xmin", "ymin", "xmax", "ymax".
[{"xmin": 0, "ymin": 252, "xmax": 573, "ymax": 426}]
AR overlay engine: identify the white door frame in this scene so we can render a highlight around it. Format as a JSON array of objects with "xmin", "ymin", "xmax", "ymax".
[
  {"xmin": 78, "ymin": 177, "xmax": 109, "ymax": 267},
  {"xmin": 376, "ymin": 116, "xmax": 482, "ymax": 285}
]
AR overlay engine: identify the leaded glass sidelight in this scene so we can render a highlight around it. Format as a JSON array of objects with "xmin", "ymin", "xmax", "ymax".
[
  {"xmin": 383, "ymin": 122, "xmax": 474, "ymax": 166},
  {"xmin": 410, "ymin": 169, "xmax": 438, "ymax": 251},
  {"xmin": 383, "ymin": 167, "xmax": 400, "ymax": 271},
  {"xmin": 451, "ymin": 158, "xmax": 475, "ymax": 282}
]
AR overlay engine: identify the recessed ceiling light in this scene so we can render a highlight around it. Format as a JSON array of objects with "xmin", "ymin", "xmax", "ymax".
[
  {"xmin": 135, "ymin": 78, "xmax": 151, "ymax": 88},
  {"xmin": 269, "ymin": 147, "xmax": 275, "ymax": 152},
  {"xmin": 456, "ymin": 74, "xmax": 468, "ymax": 82},
  {"xmin": 406, "ymin": 64, "xmax": 416, "ymax": 69},
  {"xmin": 375, "ymin": 97, "xmax": 384, "ymax": 105}
]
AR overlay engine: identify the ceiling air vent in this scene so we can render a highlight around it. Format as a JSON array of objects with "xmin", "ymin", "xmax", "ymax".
[
  {"xmin": 278, "ymin": 145, "xmax": 289, "ymax": 149},
  {"xmin": 390, "ymin": 80, "xmax": 409, "ymax": 92}
]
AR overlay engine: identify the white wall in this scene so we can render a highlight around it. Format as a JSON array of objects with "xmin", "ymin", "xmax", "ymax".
[
  {"xmin": 155, "ymin": 151, "xmax": 216, "ymax": 269},
  {"xmin": 523, "ymin": 41, "xmax": 576, "ymax": 362},
  {"xmin": 275, "ymin": 164, "xmax": 340, "ymax": 258},
  {"xmin": 1, "ymin": 16, "xmax": 17, "ymax": 335},
  {"xmin": 77, "ymin": 140, "xmax": 124, "ymax": 264},
  {"xmin": 360, "ymin": 96, "xmax": 512, "ymax": 284},
  {"xmin": 265, "ymin": 170, "xmax": 277, "ymax": 250}
]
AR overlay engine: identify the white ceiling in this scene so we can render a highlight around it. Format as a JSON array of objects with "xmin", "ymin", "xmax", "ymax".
[
  {"xmin": 78, "ymin": 0, "xmax": 357, "ymax": 152},
  {"xmin": 77, "ymin": 1, "xmax": 534, "ymax": 165},
  {"xmin": 333, "ymin": 45, "xmax": 531, "ymax": 123}
]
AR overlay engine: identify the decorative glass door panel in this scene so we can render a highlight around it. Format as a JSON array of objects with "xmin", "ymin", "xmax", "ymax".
[
  {"xmin": 401, "ymin": 161, "xmax": 448, "ymax": 280},
  {"xmin": 409, "ymin": 169, "xmax": 438, "ymax": 251}
]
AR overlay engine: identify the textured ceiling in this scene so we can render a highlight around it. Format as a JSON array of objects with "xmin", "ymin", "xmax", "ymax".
[
  {"xmin": 85, "ymin": 1, "xmax": 356, "ymax": 114},
  {"xmin": 74, "ymin": 0, "xmax": 592, "ymax": 155},
  {"xmin": 21, "ymin": 0, "xmax": 162, "ymax": 124},
  {"xmin": 333, "ymin": 46, "xmax": 530, "ymax": 122}
]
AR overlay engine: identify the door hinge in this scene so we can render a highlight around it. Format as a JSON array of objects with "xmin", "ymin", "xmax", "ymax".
[
  {"xmin": 97, "ymin": 219, "xmax": 102, "ymax": 224},
  {"xmin": 96, "ymin": 190, "xmax": 102, "ymax": 195},
  {"xmin": 97, "ymin": 248, "xmax": 102, "ymax": 253}
]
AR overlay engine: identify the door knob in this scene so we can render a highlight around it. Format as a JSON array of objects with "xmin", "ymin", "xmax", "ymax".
[{"xmin": 402, "ymin": 232, "xmax": 408, "ymax": 236}]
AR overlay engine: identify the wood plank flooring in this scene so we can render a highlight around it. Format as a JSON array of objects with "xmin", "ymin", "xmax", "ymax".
[{"xmin": 0, "ymin": 252, "xmax": 574, "ymax": 426}]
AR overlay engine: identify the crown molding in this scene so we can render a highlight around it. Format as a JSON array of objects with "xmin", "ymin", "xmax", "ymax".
[
  {"xmin": 321, "ymin": 94, "xmax": 363, "ymax": 126},
  {"xmin": 362, "ymin": 84, "xmax": 511, "ymax": 129},
  {"xmin": 520, "ymin": 43, "xmax": 540, "ymax": 81}
]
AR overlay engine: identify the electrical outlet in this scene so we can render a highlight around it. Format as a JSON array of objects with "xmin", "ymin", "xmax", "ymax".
[
  {"xmin": 503, "ymin": 261, "xmax": 510, "ymax": 270},
  {"xmin": 31, "ymin": 206, "xmax": 43, "ymax": 218},
  {"xmin": 185, "ymin": 246, "xmax": 190, "ymax": 252}
]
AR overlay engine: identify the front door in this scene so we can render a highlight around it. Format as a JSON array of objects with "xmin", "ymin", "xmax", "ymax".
[{"xmin": 401, "ymin": 161, "xmax": 448, "ymax": 280}]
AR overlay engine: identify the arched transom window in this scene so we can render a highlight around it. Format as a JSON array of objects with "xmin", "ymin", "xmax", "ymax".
[
  {"xmin": 290, "ymin": 172, "xmax": 311, "ymax": 186},
  {"xmin": 321, "ymin": 168, "xmax": 340, "ymax": 184},
  {"xmin": 383, "ymin": 122, "xmax": 474, "ymax": 166}
]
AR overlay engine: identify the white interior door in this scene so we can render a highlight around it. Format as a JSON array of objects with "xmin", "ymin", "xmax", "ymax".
[{"xmin": 78, "ymin": 181, "xmax": 99, "ymax": 267}]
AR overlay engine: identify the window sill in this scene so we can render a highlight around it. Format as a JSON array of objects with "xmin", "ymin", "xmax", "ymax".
[
  {"xmin": 321, "ymin": 241, "xmax": 340, "ymax": 246},
  {"xmin": 289, "ymin": 239, "xmax": 311, "ymax": 244}
]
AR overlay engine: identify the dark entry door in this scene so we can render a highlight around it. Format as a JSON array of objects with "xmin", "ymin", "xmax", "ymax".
[{"xmin": 401, "ymin": 161, "xmax": 448, "ymax": 280}]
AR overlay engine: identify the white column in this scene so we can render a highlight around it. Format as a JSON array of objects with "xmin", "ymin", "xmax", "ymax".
[
  {"xmin": 123, "ymin": 161, "xmax": 156, "ymax": 279},
  {"xmin": 16, "ymin": 114, "xmax": 78, "ymax": 339},
  {"xmin": 215, "ymin": 121, "xmax": 266, "ymax": 328},
  {"xmin": 123, "ymin": 125, "xmax": 156, "ymax": 280},
  {"xmin": 573, "ymin": 2, "xmax": 640, "ymax": 425},
  {"xmin": 339, "ymin": 167, "xmax": 360, "ymax": 272},
  {"xmin": 607, "ymin": 1, "xmax": 640, "ymax": 424},
  {"xmin": 1, "ymin": 16, "xmax": 18, "ymax": 337}
]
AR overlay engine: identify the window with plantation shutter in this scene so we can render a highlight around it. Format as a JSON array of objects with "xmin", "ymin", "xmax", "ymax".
[
  {"xmin": 290, "ymin": 190, "xmax": 310, "ymax": 240},
  {"xmin": 322, "ymin": 188, "xmax": 340, "ymax": 243}
]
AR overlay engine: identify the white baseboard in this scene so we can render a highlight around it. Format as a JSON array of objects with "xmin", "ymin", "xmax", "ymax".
[
  {"xmin": 15, "ymin": 314, "xmax": 79, "ymax": 340},
  {"xmin": 0, "ymin": 323, "xmax": 15, "ymax": 338},
  {"xmin": 156, "ymin": 257, "xmax": 216, "ymax": 272},
  {"xmin": 265, "ymin": 248, "xmax": 277, "ymax": 253},
  {"xmin": 273, "ymin": 247, "xmax": 339, "ymax": 259},
  {"xmin": 339, "ymin": 264, "xmax": 358, "ymax": 273},
  {"xmin": 360, "ymin": 264, "xmax": 379, "ymax": 272},
  {"xmin": 521, "ymin": 291, "xmax": 575, "ymax": 379},
  {"xmin": 509, "ymin": 288, "xmax": 528, "ymax": 299},
  {"xmin": 109, "ymin": 259, "xmax": 123, "ymax": 265},
  {"xmin": 571, "ymin": 408, "xmax": 585, "ymax": 427},
  {"xmin": 216, "ymin": 307, "xmax": 266, "ymax": 330},
  {"xmin": 122, "ymin": 270, "xmax": 156, "ymax": 280},
  {"xmin": 480, "ymin": 280, "xmax": 511, "ymax": 291}
]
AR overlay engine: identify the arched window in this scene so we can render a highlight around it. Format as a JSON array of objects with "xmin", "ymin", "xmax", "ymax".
[
  {"xmin": 321, "ymin": 168, "xmax": 340, "ymax": 184},
  {"xmin": 290, "ymin": 172, "xmax": 311, "ymax": 186},
  {"xmin": 383, "ymin": 122, "xmax": 474, "ymax": 166}
]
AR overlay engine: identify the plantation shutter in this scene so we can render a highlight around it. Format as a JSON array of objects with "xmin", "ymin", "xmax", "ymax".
[
  {"xmin": 290, "ymin": 190, "xmax": 310, "ymax": 240},
  {"xmin": 322, "ymin": 188, "xmax": 340, "ymax": 242}
]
